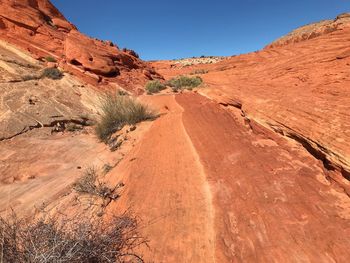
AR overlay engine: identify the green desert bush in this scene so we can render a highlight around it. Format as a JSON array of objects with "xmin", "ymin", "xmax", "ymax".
[
  {"xmin": 145, "ymin": 80, "xmax": 166, "ymax": 94},
  {"xmin": 167, "ymin": 75, "xmax": 203, "ymax": 92},
  {"xmin": 41, "ymin": 68, "xmax": 63, "ymax": 80},
  {"xmin": 95, "ymin": 93, "xmax": 157, "ymax": 142}
]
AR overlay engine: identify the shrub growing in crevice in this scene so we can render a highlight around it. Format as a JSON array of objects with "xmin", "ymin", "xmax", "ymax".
[
  {"xmin": 167, "ymin": 75, "xmax": 202, "ymax": 92},
  {"xmin": 95, "ymin": 93, "xmax": 157, "ymax": 142}
]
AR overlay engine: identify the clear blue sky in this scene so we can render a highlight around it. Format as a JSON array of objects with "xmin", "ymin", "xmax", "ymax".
[{"xmin": 51, "ymin": 0, "xmax": 349, "ymax": 61}]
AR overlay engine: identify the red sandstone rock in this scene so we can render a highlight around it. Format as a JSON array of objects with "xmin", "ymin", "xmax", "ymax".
[{"xmin": 0, "ymin": 0, "xmax": 162, "ymax": 92}]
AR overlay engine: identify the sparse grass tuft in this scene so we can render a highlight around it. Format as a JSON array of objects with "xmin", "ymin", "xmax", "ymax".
[
  {"xmin": 41, "ymin": 68, "xmax": 63, "ymax": 80},
  {"xmin": 167, "ymin": 75, "xmax": 203, "ymax": 92},
  {"xmin": 45, "ymin": 56, "xmax": 57, "ymax": 63},
  {"xmin": 145, "ymin": 80, "xmax": 166, "ymax": 94},
  {"xmin": 95, "ymin": 93, "xmax": 157, "ymax": 142}
]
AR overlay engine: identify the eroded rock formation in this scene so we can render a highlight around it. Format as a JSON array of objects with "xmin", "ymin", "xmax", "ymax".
[{"xmin": 0, "ymin": 0, "xmax": 161, "ymax": 92}]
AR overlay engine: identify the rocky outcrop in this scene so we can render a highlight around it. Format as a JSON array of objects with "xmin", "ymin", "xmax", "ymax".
[
  {"xmin": 266, "ymin": 13, "xmax": 350, "ymax": 49},
  {"xmin": 0, "ymin": 0, "xmax": 161, "ymax": 92}
]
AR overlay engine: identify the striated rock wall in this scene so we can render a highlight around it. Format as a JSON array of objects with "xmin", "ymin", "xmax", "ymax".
[{"xmin": 0, "ymin": 0, "xmax": 161, "ymax": 92}]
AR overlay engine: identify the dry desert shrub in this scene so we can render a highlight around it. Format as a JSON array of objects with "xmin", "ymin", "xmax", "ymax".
[
  {"xmin": 73, "ymin": 167, "xmax": 118, "ymax": 200},
  {"xmin": 41, "ymin": 68, "xmax": 63, "ymax": 80},
  {"xmin": 20, "ymin": 68, "xmax": 63, "ymax": 82},
  {"xmin": 0, "ymin": 211, "xmax": 145, "ymax": 263}
]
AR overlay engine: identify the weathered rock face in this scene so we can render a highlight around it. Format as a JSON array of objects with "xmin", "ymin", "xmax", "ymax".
[
  {"xmin": 266, "ymin": 13, "xmax": 350, "ymax": 48},
  {"xmin": 0, "ymin": 40, "xmax": 100, "ymax": 141},
  {"xmin": 0, "ymin": 0, "xmax": 161, "ymax": 92}
]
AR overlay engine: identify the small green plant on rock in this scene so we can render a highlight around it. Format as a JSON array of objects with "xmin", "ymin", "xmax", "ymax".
[{"xmin": 145, "ymin": 80, "xmax": 166, "ymax": 94}]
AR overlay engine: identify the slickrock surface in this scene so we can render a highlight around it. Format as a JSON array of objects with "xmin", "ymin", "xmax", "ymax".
[
  {"xmin": 106, "ymin": 93, "xmax": 350, "ymax": 262},
  {"xmin": 0, "ymin": 129, "xmax": 115, "ymax": 214},
  {"xmin": 0, "ymin": 120, "xmax": 152, "ymax": 216},
  {"xmin": 152, "ymin": 21, "xmax": 350, "ymax": 191},
  {"xmin": 0, "ymin": 0, "xmax": 161, "ymax": 92}
]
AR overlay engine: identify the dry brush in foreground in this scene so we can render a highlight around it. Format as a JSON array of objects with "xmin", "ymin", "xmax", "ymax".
[{"xmin": 0, "ymin": 211, "xmax": 146, "ymax": 263}]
